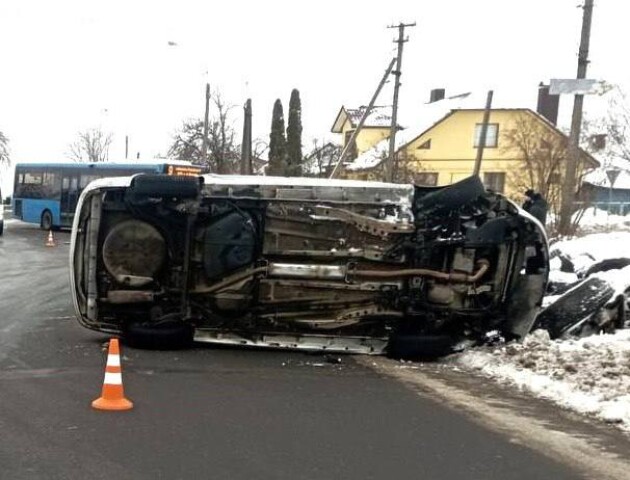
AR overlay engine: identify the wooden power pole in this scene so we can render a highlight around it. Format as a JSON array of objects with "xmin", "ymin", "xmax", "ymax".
[
  {"xmin": 201, "ymin": 83, "xmax": 210, "ymax": 164},
  {"xmin": 473, "ymin": 90, "xmax": 494, "ymax": 177},
  {"xmin": 559, "ymin": 0, "xmax": 594, "ymax": 235},
  {"xmin": 386, "ymin": 21, "xmax": 415, "ymax": 183},
  {"xmin": 329, "ymin": 57, "xmax": 397, "ymax": 179},
  {"xmin": 240, "ymin": 98, "xmax": 253, "ymax": 175}
]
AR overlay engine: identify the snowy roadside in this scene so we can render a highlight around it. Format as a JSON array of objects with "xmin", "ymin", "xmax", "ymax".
[
  {"xmin": 448, "ymin": 228, "xmax": 630, "ymax": 433},
  {"xmin": 575, "ymin": 207, "xmax": 630, "ymax": 234},
  {"xmin": 451, "ymin": 329, "xmax": 630, "ymax": 431}
]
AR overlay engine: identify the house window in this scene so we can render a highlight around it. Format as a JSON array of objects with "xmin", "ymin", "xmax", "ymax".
[
  {"xmin": 589, "ymin": 134, "xmax": 606, "ymax": 151},
  {"xmin": 483, "ymin": 172, "xmax": 505, "ymax": 193},
  {"xmin": 414, "ymin": 172, "xmax": 439, "ymax": 186},
  {"xmin": 417, "ymin": 139, "xmax": 431, "ymax": 149},
  {"xmin": 344, "ymin": 130, "xmax": 357, "ymax": 159},
  {"xmin": 474, "ymin": 123, "xmax": 499, "ymax": 148}
]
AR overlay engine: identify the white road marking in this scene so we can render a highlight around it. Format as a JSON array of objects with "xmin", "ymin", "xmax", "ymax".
[{"xmin": 360, "ymin": 356, "xmax": 630, "ymax": 480}]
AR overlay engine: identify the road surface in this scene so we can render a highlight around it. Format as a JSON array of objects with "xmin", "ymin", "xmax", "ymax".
[{"xmin": 1, "ymin": 220, "xmax": 628, "ymax": 480}]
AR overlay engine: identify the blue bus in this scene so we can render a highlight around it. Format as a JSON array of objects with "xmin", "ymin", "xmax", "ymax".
[{"xmin": 12, "ymin": 161, "xmax": 202, "ymax": 229}]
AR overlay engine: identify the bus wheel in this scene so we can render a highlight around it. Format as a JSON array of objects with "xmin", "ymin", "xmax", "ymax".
[{"xmin": 41, "ymin": 210, "xmax": 53, "ymax": 231}]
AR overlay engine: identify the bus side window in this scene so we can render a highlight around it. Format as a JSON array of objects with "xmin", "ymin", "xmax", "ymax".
[
  {"xmin": 19, "ymin": 171, "xmax": 44, "ymax": 198},
  {"xmin": 42, "ymin": 170, "xmax": 61, "ymax": 199}
]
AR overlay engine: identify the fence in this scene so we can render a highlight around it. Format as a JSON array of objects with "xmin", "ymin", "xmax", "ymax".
[{"xmin": 574, "ymin": 201, "xmax": 630, "ymax": 217}]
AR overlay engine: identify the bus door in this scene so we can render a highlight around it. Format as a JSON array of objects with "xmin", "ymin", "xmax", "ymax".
[{"xmin": 60, "ymin": 172, "xmax": 80, "ymax": 226}]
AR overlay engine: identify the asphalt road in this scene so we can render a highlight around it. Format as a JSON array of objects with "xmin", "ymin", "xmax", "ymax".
[{"xmin": 0, "ymin": 220, "xmax": 609, "ymax": 479}]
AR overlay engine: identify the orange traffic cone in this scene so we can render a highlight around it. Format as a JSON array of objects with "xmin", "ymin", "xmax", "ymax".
[
  {"xmin": 92, "ymin": 338, "xmax": 133, "ymax": 411},
  {"xmin": 45, "ymin": 230, "xmax": 55, "ymax": 247}
]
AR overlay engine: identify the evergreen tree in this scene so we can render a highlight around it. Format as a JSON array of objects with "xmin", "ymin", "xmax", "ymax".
[
  {"xmin": 286, "ymin": 88, "xmax": 303, "ymax": 176},
  {"xmin": 268, "ymin": 99, "xmax": 287, "ymax": 175}
]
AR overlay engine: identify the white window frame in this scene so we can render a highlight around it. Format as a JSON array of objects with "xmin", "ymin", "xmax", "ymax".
[{"xmin": 474, "ymin": 123, "xmax": 499, "ymax": 148}]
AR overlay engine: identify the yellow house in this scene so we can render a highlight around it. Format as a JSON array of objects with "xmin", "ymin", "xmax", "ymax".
[
  {"xmin": 336, "ymin": 105, "xmax": 598, "ymax": 200},
  {"xmin": 331, "ymin": 106, "xmax": 396, "ymax": 158}
]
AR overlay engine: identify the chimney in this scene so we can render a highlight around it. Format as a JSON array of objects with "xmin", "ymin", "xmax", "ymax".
[
  {"xmin": 429, "ymin": 88, "xmax": 445, "ymax": 103},
  {"xmin": 536, "ymin": 82, "xmax": 559, "ymax": 125}
]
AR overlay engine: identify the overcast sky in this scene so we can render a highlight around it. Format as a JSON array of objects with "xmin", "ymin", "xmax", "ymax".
[{"xmin": 1, "ymin": 0, "xmax": 629, "ymax": 192}]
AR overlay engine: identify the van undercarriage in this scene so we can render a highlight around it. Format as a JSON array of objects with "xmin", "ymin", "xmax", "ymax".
[{"xmin": 70, "ymin": 174, "xmax": 549, "ymax": 356}]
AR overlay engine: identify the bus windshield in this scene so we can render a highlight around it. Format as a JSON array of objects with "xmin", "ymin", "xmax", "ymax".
[{"xmin": 12, "ymin": 161, "xmax": 202, "ymax": 229}]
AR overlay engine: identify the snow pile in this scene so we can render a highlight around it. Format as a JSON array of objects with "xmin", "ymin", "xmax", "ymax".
[
  {"xmin": 455, "ymin": 329, "xmax": 630, "ymax": 429},
  {"xmin": 583, "ymin": 163, "xmax": 630, "ymax": 190},
  {"xmin": 548, "ymin": 267, "xmax": 578, "ymax": 286},
  {"xmin": 550, "ymin": 231, "xmax": 630, "ymax": 276},
  {"xmin": 453, "ymin": 230, "xmax": 630, "ymax": 431},
  {"xmin": 591, "ymin": 264, "xmax": 630, "ymax": 298},
  {"xmin": 575, "ymin": 207, "xmax": 630, "ymax": 232}
]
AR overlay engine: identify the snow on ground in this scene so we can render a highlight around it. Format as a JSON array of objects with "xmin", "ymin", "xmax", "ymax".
[
  {"xmin": 592, "ymin": 264, "xmax": 630, "ymax": 298},
  {"xmin": 452, "ymin": 228, "xmax": 630, "ymax": 432},
  {"xmin": 550, "ymin": 231, "xmax": 630, "ymax": 276},
  {"xmin": 453, "ymin": 329, "xmax": 630, "ymax": 431},
  {"xmin": 576, "ymin": 207, "xmax": 630, "ymax": 234}
]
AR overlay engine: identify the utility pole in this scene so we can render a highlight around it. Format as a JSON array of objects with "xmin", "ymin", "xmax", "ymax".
[
  {"xmin": 125, "ymin": 135, "xmax": 129, "ymax": 160},
  {"xmin": 559, "ymin": 0, "xmax": 594, "ymax": 235},
  {"xmin": 386, "ymin": 21, "xmax": 415, "ymax": 183},
  {"xmin": 329, "ymin": 57, "xmax": 397, "ymax": 179},
  {"xmin": 473, "ymin": 90, "xmax": 494, "ymax": 177},
  {"xmin": 201, "ymin": 83, "xmax": 210, "ymax": 164},
  {"xmin": 241, "ymin": 98, "xmax": 253, "ymax": 175}
]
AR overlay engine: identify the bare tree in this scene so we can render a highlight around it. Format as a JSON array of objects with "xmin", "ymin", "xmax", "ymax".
[
  {"xmin": 502, "ymin": 112, "xmax": 591, "ymax": 233},
  {"xmin": 68, "ymin": 128, "xmax": 113, "ymax": 162},
  {"xmin": 251, "ymin": 139, "xmax": 269, "ymax": 174},
  {"xmin": 0, "ymin": 131, "xmax": 10, "ymax": 166},
  {"xmin": 583, "ymin": 84, "xmax": 630, "ymax": 162},
  {"xmin": 304, "ymin": 140, "xmax": 341, "ymax": 177},
  {"xmin": 169, "ymin": 119, "xmax": 205, "ymax": 161},
  {"xmin": 169, "ymin": 91, "xmax": 240, "ymax": 173}
]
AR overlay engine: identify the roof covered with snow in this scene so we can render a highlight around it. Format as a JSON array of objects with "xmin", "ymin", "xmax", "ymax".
[
  {"xmin": 343, "ymin": 91, "xmax": 599, "ymax": 172},
  {"xmin": 331, "ymin": 105, "xmax": 396, "ymax": 133},
  {"xmin": 344, "ymin": 92, "xmax": 526, "ymax": 171},
  {"xmin": 583, "ymin": 155, "xmax": 630, "ymax": 189}
]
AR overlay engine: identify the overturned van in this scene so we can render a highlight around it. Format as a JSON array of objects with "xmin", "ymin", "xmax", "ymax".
[{"xmin": 69, "ymin": 174, "xmax": 549, "ymax": 355}]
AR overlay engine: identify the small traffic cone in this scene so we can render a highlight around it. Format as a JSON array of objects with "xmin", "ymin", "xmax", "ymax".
[
  {"xmin": 45, "ymin": 230, "xmax": 55, "ymax": 247},
  {"xmin": 92, "ymin": 338, "xmax": 133, "ymax": 411}
]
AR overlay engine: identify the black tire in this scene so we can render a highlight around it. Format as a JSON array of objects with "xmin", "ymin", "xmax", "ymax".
[
  {"xmin": 414, "ymin": 175, "xmax": 485, "ymax": 215},
  {"xmin": 127, "ymin": 174, "xmax": 200, "ymax": 203},
  {"xmin": 533, "ymin": 277, "xmax": 615, "ymax": 338},
  {"xmin": 123, "ymin": 320, "xmax": 194, "ymax": 350},
  {"xmin": 612, "ymin": 294, "xmax": 626, "ymax": 330},
  {"xmin": 41, "ymin": 210, "xmax": 53, "ymax": 231},
  {"xmin": 387, "ymin": 334, "xmax": 455, "ymax": 359}
]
